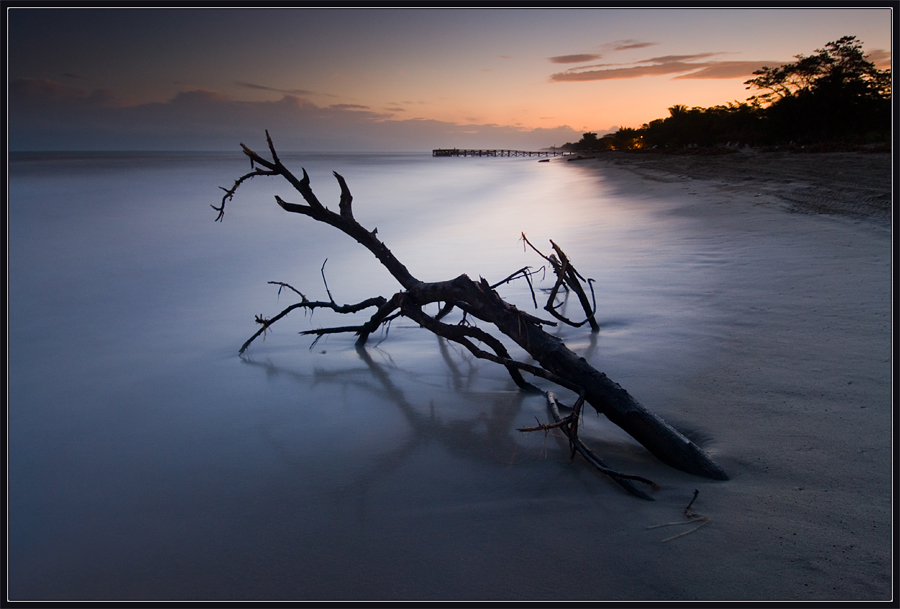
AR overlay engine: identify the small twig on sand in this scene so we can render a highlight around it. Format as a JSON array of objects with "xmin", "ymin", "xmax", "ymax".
[
  {"xmin": 647, "ymin": 489, "xmax": 712, "ymax": 542},
  {"xmin": 685, "ymin": 488, "xmax": 700, "ymax": 518}
]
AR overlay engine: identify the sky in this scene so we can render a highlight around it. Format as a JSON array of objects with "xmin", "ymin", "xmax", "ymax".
[{"xmin": 6, "ymin": 7, "xmax": 894, "ymax": 152}]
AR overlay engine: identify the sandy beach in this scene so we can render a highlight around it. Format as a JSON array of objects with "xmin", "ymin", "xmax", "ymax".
[
  {"xmin": 595, "ymin": 148, "xmax": 893, "ymax": 222},
  {"xmin": 573, "ymin": 149, "xmax": 893, "ymax": 601}
]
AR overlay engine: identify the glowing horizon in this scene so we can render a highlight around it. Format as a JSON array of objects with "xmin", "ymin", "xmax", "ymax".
[{"xmin": 7, "ymin": 8, "xmax": 893, "ymax": 151}]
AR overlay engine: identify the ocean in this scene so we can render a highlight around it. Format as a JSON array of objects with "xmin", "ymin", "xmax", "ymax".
[{"xmin": 9, "ymin": 149, "xmax": 731, "ymax": 600}]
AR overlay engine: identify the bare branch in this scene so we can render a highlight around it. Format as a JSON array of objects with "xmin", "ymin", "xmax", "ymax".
[
  {"xmin": 551, "ymin": 239, "xmax": 599, "ymax": 331},
  {"xmin": 355, "ymin": 292, "xmax": 405, "ymax": 346},
  {"xmin": 218, "ymin": 133, "xmax": 729, "ymax": 485},
  {"xmin": 213, "ymin": 168, "xmax": 278, "ymax": 221},
  {"xmin": 239, "ymin": 283, "xmax": 388, "ymax": 354},
  {"xmin": 490, "ymin": 266, "xmax": 543, "ymax": 309},
  {"xmin": 268, "ymin": 281, "xmax": 308, "ymax": 300},
  {"xmin": 240, "ymin": 143, "xmax": 276, "ymax": 171},
  {"xmin": 433, "ymin": 301, "xmax": 455, "ymax": 322},
  {"xmin": 240, "ymin": 301, "xmax": 308, "ymax": 355},
  {"xmin": 320, "ymin": 260, "xmax": 335, "ymax": 304},
  {"xmin": 401, "ymin": 300, "xmax": 563, "ymax": 394},
  {"xmin": 302, "ymin": 325, "xmax": 371, "ymax": 339},
  {"xmin": 522, "ymin": 233, "xmax": 599, "ymax": 331},
  {"xmin": 334, "ymin": 171, "xmax": 354, "ymax": 219},
  {"xmin": 546, "ymin": 393, "xmax": 659, "ymax": 499},
  {"xmin": 265, "ymin": 129, "xmax": 280, "ymax": 165}
]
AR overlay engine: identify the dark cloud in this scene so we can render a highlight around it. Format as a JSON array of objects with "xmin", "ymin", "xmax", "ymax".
[
  {"xmin": 551, "ymin": 52, "xmax": 772, "ymax": 82},
  {"xmin": 170, "ymin": 89, "xmax": 229, "ymax": 106},
  {"xmin": 607, "ymin": 39, "xmax": 657, "ymax": 51},
  {"xmin": 9, "ymin": 77, "xmax": 120, "ymax": 108},
  {"xmin": 234, "ymin": 80, "xmax": 315, "ymax": 96},
  {"xmin": 548, "ymin": 54, "xmax": 602, "ymax": 64},
  {"xmin": 10, "ymin": 77, "xmax": 85, "ymax": 105},
  {"xmin": 547, "ymin": 40, "xmax": 658, "ymax": 67},
  {"xmin": 8, "ymin": 77, "xmax": 580, "ymax": 152}
]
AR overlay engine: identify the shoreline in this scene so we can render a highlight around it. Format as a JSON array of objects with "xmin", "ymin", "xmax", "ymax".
[
  {"xmin": 572, "ymin": 152, "xmax": 894, "ymax": 600},
  {"xmin": 578, "ymin": 149, "xmax": 893, "ymax": 225}
]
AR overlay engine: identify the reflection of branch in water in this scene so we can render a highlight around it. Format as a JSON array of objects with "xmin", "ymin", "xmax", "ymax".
[
  {"xmin": 240, "ymin": 352, "xmax": 426, "ymax": 527},
  {"xmin": 240, "ymin": 346, "xmax": 590, "ymax": 525},
  {"xmin": 218, "ymin": 138, "xmax": 727, "ymax": 491},
  {"xmin": 241, "ymin": 336, "xmax": 655, "ymax": 529},
  {"xmin": 436, "ymin": 333, "xmax": 478, "ymax": 393},
  {"xmin": 354, "ymin": 345, "xmax": 530, "ymax": 468}
]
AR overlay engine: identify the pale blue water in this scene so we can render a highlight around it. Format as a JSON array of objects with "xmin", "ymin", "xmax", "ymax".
[
  {"xmin": 6, "ymin": 150, "xmax": 732, "ymax": 600},
  {"xmin": 7, "ymin": 150, "xmax": 711, "ymax": 600},
  {"xmin": 13, "ymin": 149, "xmax": 888, "ymax": 600}
]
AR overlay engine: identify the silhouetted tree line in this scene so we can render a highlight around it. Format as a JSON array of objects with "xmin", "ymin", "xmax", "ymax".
[{"xmin": 562, "ymin": 36, "xmax": 891, "ymax": 152}]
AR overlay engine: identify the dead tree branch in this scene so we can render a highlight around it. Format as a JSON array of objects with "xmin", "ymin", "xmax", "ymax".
[
  {"xmin": 545, "ymin": 392, "xmax": 659, "ymax": 499},
  {"xmin": 218, "ymin": 132, "xmax": 728, "ymax": 496},
  {"xmin": 521, "ymin": 233, "xmax": 599, "ymax": 331}
]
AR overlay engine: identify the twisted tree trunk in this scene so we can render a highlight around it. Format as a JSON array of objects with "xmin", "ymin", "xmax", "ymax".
[{"xmin": 216, "ymin": 132, "xmax": 728, "ymax": 498}]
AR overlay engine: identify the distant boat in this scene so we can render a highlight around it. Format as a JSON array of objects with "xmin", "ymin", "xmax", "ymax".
[{"xmin": 538, "ymin": 158, "xmax": 549, "ymax": 163}]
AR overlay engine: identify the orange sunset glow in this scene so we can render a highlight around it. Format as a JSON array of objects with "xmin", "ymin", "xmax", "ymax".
[{"xmin": 8, "ymin": 8, "xmax": 893, "ymax": 150}]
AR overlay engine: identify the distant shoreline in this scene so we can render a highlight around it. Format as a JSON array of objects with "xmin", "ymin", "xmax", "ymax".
[{"xmin": 579, "ymin": 148, "xmax": 893, "ymax": 225}]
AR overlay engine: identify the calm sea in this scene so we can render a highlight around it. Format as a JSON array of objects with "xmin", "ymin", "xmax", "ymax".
[{"xmin": 9, "ymin": 150, "xmax": 724, "ymax": 600}]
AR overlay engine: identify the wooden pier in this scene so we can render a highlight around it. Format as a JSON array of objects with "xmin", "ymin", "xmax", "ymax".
[{"xmin": 432, "ymin": 148, "xmax": 573, "ymax": 158}]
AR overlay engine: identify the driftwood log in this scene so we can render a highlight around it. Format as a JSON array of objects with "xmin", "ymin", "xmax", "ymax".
[{"xmin": 215, "ymin": 131, "xmax": 728, "ymax": 498}]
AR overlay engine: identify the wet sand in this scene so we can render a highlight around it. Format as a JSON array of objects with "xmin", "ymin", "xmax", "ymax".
[
  {"xmin": 594, "ymin": 148, "xmax": 892, "ymax": 223},
  {"xmin": 573, "ymin": 150, "xmax": 893, "ymax": 600}
]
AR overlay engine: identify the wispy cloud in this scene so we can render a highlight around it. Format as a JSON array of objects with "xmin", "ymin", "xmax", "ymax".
[
  {"xmin": 328, "ymin": 103, "xmax": 370, "ymax": 111},
  {"xmin": 549, "ymin": 54, "xmax": 602, "ymax": 64},
  {"xmin": 548, "ymin": 39, "xmax": 662, "ymax": 68},
  {"xmin": 672, "ymin": 61, "xmax": 775, "ymax": 80},
  {"xmin": 639, "ymin": 53, "xmax": 719, "ymax": 64},
  {"xmin": 551, "ymin": 52, "xmax": 771, "ymax": 82},
  {"xmin": 604, "ymin": 39, "xmax": 658, "ymax": 52},
  {"xmin": 548, "ymin": 40, "xmax": 658, "ymax": 65},
  {"xmin": 234, "ymin": 80, "xmax": 315, "ymax": 96}
]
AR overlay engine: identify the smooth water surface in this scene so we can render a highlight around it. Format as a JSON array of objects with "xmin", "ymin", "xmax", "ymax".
[{"xmin": 8, "ymin": 150, "xmax": 828, "ymax": 600}]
